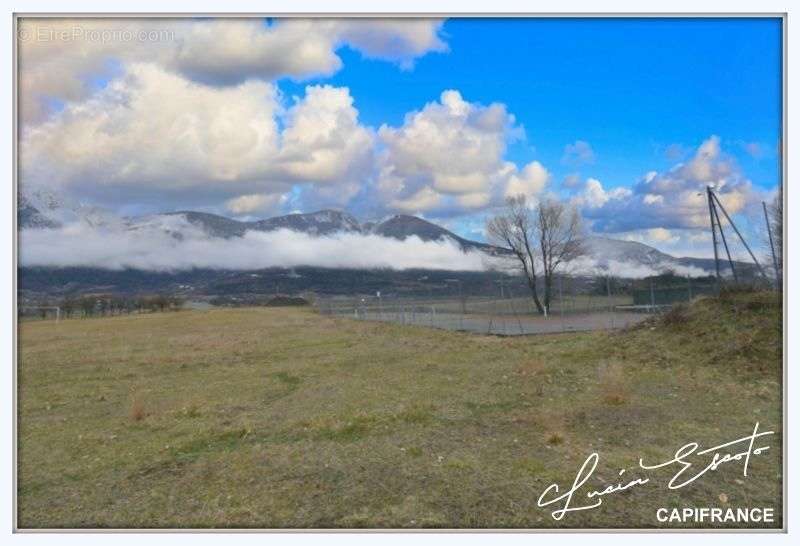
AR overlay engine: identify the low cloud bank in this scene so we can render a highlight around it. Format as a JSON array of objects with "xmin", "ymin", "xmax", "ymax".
[
  {"xmin": 19, "ymin": 220, "xmax": 712, "ymax": 279},
  {"xmin": 566, "ymin": 257, "xmax": 709, "ymax": 279},
  {"xmin": 19, "ymin": 223, "xmax": 492, "ymax": 272}
]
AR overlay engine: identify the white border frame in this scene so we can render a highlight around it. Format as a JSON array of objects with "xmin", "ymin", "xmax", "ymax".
[{"xmin": 3, "ymin": 1, "xmax": 796, "ymax": 543}]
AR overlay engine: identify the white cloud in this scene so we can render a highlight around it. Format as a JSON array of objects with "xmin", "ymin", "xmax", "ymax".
[
  {"xmin": 567, "ymin": 256, "xmax": 707, "ymax": 279},
  {"xmin": 19, "ymin": 223, "xmax": 490, "ymax": 272},
  {"xmin": 582, "ymin": 178, "xmax": 610, "ymax": 208},
  {"xmin": 504, "ymin": 161, "xmax": 550, "ymax": 200},
  {"xmin": 21, "ymin": 69, "xmax": 550, "ymax": 219},
  {"xmin": 645, "ymin": 228, "xmax": 679, "ymax": 244},
  {"xmin": 456, "ymin": 192, "xmax": 492, "ymax": 209},
  {"xmin": 334, "ymin": 19, "xmax": 448, "ymax": 68},
  {"xmin": 18, "ymin": 18, "xmax": 447, "ymax": 123},
  {"xmin": 20, "ymin": 65, "xmax": 374, "ymax": 212},
  {"xmin": 643, "ymin": 194, "xmax": 664, "ymax": 205},
  {"xmin": 389, "ymin": 186, "xmax": 443, "ymax": 213},
  {"xmin": 19, "ymin": 19, "xmax": 553, "ymax": 222},
  {"xmin": 278, "ymin": 84, "xmax": 375, "ymax": 183},
  {"xmin": 562, "ymin": 140, "xmax": 596, "ymax": 165},
  {"xmin": 225, "ymin": 193, "xmax": 288, "ymax": 215},
  {"xmin": 580, "ymin": 136, "xmax": 762, "ymax": 233},
  {"xmin": 376, "ymin": 90, "xmax": 529, "ymax": 214},
  {"xmin": 573, "ymin": 177, "xmax": 631, "ymax": 209},
  {"xmin": 613, "ymin": 228, "xmax": 720, "ymax": 261},
  {"xmin": 684, "ymin": 135, "xmax": 727, "ymax": 182},
  {"xmin": 22, "ymin": 63, "xmax": 280, "ymax": 192}
]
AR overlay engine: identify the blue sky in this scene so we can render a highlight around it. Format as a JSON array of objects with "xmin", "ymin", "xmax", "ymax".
[
  {"xmin": 286, "ymin": 17, "xmax": 781, "ymax": 189},
  {"xmin": 20, "ymin": 17, "xmax": 782, "ymax": 258},
  {"xmin": 283, "ymin": 18, "xmax": 782, "ymax": 253}
]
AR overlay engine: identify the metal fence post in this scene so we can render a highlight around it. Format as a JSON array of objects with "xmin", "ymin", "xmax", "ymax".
[
  {"xmin": 506, "ymin": 285, "xmax": 524, "ymax": 335},
  {"xmin": 650, "ymin": 279, "xmax": 656, "ymax": 314},
  {"xmin": 502, "ymin": 285, "xmax": 508, "ymax": 335},
  {"xmin": 559, "ymin": 275, "xmax": 565, "ymax": 332}
]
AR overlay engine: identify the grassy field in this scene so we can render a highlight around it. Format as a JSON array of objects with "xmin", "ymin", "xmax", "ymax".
[{"xmin": 17, "ymin": 290, "xmax": 782, "ymax": 529}]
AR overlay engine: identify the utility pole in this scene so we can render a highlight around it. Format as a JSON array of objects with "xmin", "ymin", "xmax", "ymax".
[
  {"xmin": 712, "ymin": 195, "xmax": 738, "ymax": 283},
  {"xmin": 707, "ymin": 186, "xmax": 738, "ymax": 282},
  {"xmin": 445, "ymin": 278, "xmax": 465, "ymax": 328},
  {"xmin": 710, "ymin": 190, "xmax": 768, "ymax": 281},
  {"xmin": 763, "ymin": 201, "xmax": 780, "ymax": 287},
  {"xmin": 707, "ymin": 186, "xmax": 722, "ymax": 283}
]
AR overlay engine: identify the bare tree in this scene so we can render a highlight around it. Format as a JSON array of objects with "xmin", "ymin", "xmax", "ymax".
[{"xmin": 487, "ymin": 195, "xmax": 585, "ymax": 315}]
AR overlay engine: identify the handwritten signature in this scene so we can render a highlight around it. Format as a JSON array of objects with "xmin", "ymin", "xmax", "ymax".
[{"xmin": 537, "ymin": 422, "xmax": 774, "ymax": 520}]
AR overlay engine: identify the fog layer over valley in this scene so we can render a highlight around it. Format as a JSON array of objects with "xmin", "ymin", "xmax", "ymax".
[
  {"xmin": 20, "ymin": 221, "xmax": 491, "ymax": 272},
  {"xmin": 19, "ymin": 187, "xmax": 726, "ymax": 279}
]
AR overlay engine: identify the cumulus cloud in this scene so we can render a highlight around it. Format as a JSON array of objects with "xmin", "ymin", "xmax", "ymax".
[
  {"xmin": 20, "ymin": 64, "xmax": 374, "ymax": 212},
  {"xmin": 278, "ymin": 85, "xmax": 374, "ymax": 185},
  {"xmin": 642, "ymin": 227, "xmax": 679, "ymax": 244},
  {"xmin": 18, "ymin": 18, "xmax": 447, "ymax": 123},
  {"xmin": 504, "ymin": 161, "xmax": 550, "ymax": 201},
  {"xmin": 374, "ymin": 90, "xmax": 544, "ymax": 215},
  {"xmin": 333, "ymin": 19, "xmax": 448, "ymax": 68},
  {"xmin": 378, "ymin": 90, "xmax": 517, "ymax": 195},
  {"xmin": 578, "ymin": 136, "xmax": 763, "ymax": 233},
  {"xmin": 225, "ymin": 193, "xmax": 289, "ymax": 216},
  {"xmin": 21, "ymin": 65, "xmax": 548, "ymax": 220},
  {"xmin": 573, "ymin": 178, "xmax": 632, "ymax": 209},
  {"xmin": 18, "ymin": 17, "xmax": 549, "ymax": 222},
  {"xmin": 19, "ymin": 221, "xmax": 491, "ymax": 272}
]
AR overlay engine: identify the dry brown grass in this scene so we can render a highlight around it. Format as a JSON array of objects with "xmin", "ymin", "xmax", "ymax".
[
  {"xmin": 661, "ymin": 303, "xmax": 690, "ymax": 327},
  {"xmin": 129, "ymin": 395, "xmax": 146, "ymax": 422},
  {"xmin": 545, "ymin": 431, "xmax": 564, "ymax": 445},
  {"xmin": 597, "ymin": 361, "xmax": 629, "ymax": 406},
  {"xmin": 513, "ymin": 359, "xmax": 546, "ymax": 377},
  {"xmin": 16, "ymin": 295, "xmax": 782, "ymax": 529}
]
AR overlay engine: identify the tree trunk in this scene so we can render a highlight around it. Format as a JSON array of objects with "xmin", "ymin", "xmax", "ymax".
[
  {"xmin": 526, "ymin": 276, "xmax": 545, "ymax": 315},
  {"xmin": 544, "ymin": 274, "xmax": 553, "ymax": 314}
]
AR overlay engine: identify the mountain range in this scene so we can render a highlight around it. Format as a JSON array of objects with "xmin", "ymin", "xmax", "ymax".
[{"xmin": 18, "ymin": 187, "xmax": 750, "ymax": 299}]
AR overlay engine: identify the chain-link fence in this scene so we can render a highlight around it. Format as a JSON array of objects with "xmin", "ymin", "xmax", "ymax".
[{"xmin": 316, "ymin": 276, "xmax": 719, "ymax": 336}]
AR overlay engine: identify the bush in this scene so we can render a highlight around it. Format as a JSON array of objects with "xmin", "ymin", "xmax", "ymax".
[
  {"xmin": 265, "ymin": 296, "xmax": 309, "ymax": 307},
  {"xmin": 661, "ymin": 303, "xmax": 689, "ymax": 327}
]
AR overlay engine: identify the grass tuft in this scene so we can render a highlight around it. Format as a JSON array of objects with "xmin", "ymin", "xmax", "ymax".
[
  {"xmin": 129, "ymin": 395, "xmax": 146, "ymax": 422},
  {"xmin": 546, "ymin": 432, "xmax": 564, "ymax": 445},
  {"xmin": 597, "ymin": 361, "xmax": 629, "ymax": 406},
  {"xmin": 660, "ymin": 303, "xmax": 689, "ymax": 328}
]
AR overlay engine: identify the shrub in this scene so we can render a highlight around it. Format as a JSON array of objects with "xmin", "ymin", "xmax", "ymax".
[{"xmin": 661, "ymin": 303, "xmax": 689, "ymax": 327}]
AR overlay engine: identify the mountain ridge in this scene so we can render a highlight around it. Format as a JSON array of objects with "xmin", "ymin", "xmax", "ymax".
[{"xmin": 18, "ymin": 189, "xmax": 747, "ymax": 277}]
